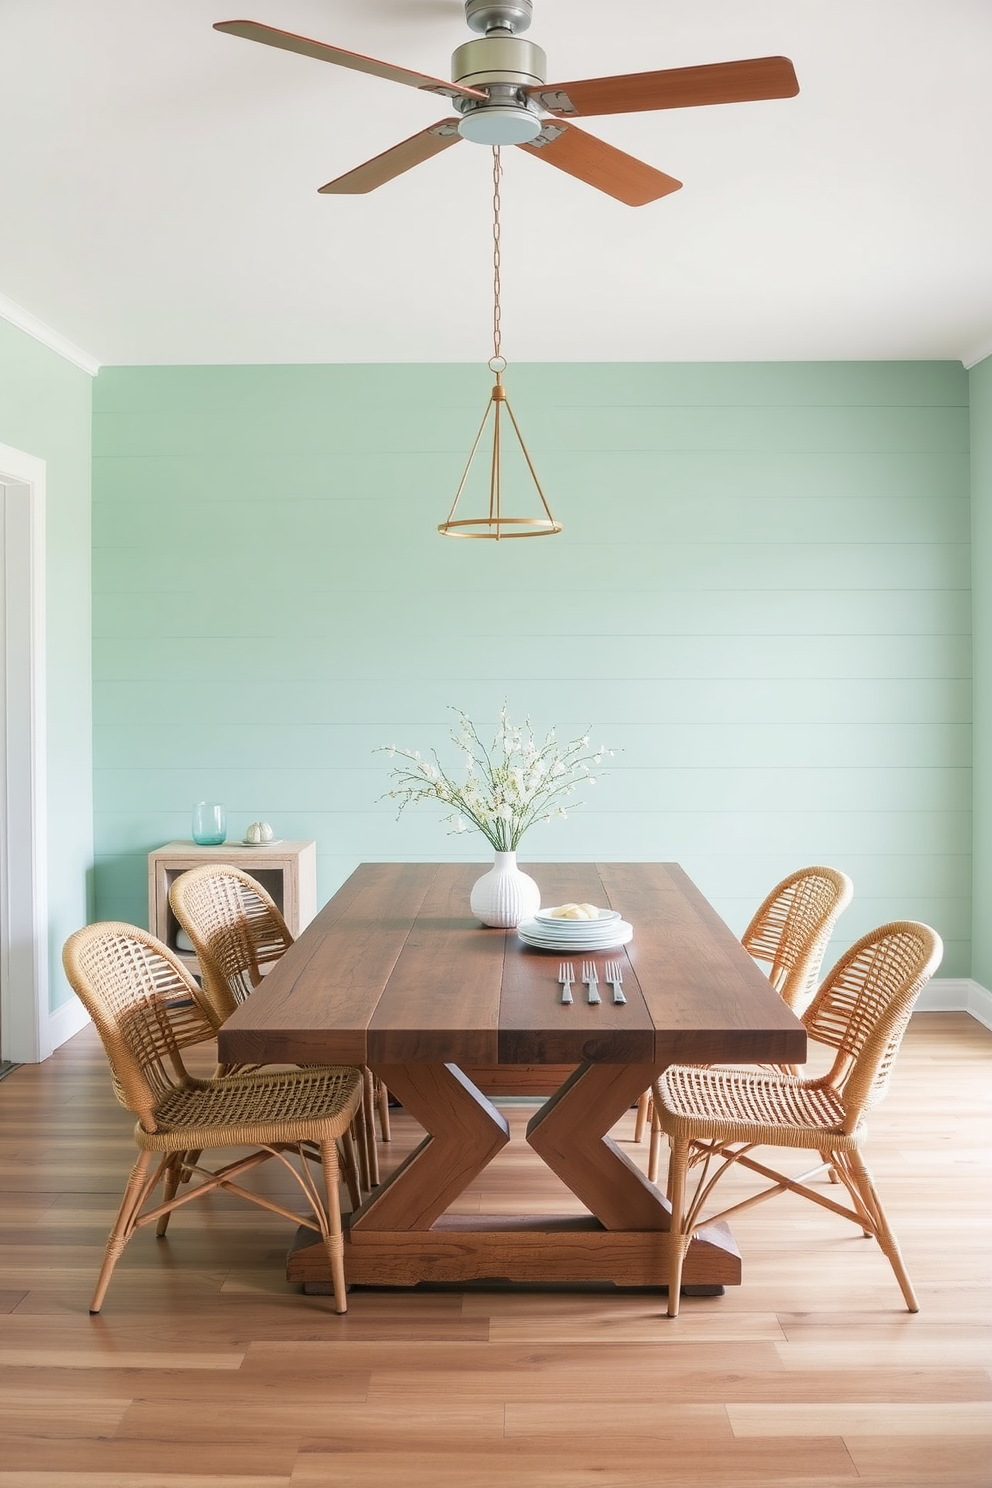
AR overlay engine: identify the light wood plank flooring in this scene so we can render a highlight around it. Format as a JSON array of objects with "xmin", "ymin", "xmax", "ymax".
[{"xmin": 0, "ymin": 1012, "xmax": 989, "ymax": 1487}]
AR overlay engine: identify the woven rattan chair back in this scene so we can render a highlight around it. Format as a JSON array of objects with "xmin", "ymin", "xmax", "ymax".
[
  {"xmin": 742, "ymin": 865, "xmax": 853, "ymax": 1013},
  {"xmin": 169, "ymin": 864, "xmax": 293, "ymax": 1024},
  {"xmin": 802, "ymin": 919, "xmax": 942, "ymax": 1123},
  {"xmin": 63, "ymin": 922, "xmax": 215, "ymax": 1129}
]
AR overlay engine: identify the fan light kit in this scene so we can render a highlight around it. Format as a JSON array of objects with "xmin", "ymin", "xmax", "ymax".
[{"xmin": 213, "ymin": 1, "xmax": 799, "ymax": 538}]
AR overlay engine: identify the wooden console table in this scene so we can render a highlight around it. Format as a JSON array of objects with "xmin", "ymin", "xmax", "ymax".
[
  {"xmin": 148, "ymin": 839, "xmax": 316, "ymax": 980},
  {"xmin": 218, "ymin": 860, "xmax": 806, "ymax": 1294}
]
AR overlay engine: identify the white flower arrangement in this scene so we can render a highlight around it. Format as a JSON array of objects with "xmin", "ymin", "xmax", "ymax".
[{"xmin": 380, "ymin": 705, "xmax": 613, "ymax": 853}]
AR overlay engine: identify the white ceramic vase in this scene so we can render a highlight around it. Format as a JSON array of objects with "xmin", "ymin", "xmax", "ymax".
[{"xmin": 469, "ymin": 850, "xmax": 541, "ymax": 928}]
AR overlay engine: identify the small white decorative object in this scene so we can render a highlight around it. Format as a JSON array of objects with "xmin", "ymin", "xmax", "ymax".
[
  {"xmin": 469, "ymin": 851, "xmax": 541, "ymax": 929},
  {"xmin": 243, "ymin": 821, "xmax": 275, "ymax": 845}
]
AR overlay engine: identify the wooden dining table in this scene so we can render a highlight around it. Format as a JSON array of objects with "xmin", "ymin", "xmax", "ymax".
[{"xmin": 218, "ymin": 860, "xmax": 807, "ymax": 1295}]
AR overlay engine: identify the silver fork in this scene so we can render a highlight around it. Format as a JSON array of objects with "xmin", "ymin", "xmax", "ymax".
[
  {"xmin": 558, "ymin": 961, "xmax": 574, "ymax": 1004},
  {"xmin": 605, "ymin": 959, "xmax": 626, "ymax": 1004},
  {"xmin": 582, "ymin": 960, "xmax": 601, "ymax": 1005}
]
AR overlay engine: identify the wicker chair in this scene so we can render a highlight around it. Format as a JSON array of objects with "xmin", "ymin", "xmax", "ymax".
[
  {"xmin": 168, "ymin": 864, "xmax": 390, "ymax": 1189},
  {"xmin": 638, "ymin": 865, "xmax": 854, "ymax": 1181},
  {"xmin": 653, "ymin": 920, "xmax": 942, "ymax": 1317},
  {"xmin": 739, "ymin": 865, "xmax": 854, "ymax": 1014},
  {"xmin": 63, "ymin": 922, "xmax": 364, "ymax": 1314}
]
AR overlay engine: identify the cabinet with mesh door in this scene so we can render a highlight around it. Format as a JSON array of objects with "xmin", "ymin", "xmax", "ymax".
[{"xmin": 147, "ymin": 840, "xmax": 317, "ymax": 978}]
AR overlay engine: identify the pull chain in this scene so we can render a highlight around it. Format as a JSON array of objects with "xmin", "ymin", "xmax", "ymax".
[{"xmin": 490, "ymin": 147, "xmax": 504, "ymax": 371}]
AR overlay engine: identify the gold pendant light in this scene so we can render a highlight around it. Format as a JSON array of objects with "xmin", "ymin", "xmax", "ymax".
[{"xmin": 438, "ymin": 148, "xmax": 561, "ymax": 540}]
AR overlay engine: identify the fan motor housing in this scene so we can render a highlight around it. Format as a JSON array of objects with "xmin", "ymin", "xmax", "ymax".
[{"xmin": 451, "ymin": 36, "xmax": 547, "ymax": 90}]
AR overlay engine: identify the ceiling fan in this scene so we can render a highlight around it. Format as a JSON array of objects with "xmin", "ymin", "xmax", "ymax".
[{"xmin": 214, "ymin": 0, "xmax": 799, "ymax": 207}]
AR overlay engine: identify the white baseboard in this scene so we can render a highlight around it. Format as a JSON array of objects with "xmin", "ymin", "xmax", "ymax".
[
  {"xmin": 49, "ymin": 996, "xmax": 90, "ymax": 1051},
  {"xmin": 916, "ymin": 977, "xmax": 992, "ymax": 1032}
]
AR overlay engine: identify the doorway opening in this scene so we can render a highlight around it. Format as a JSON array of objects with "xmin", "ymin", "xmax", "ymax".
[{"xmin": 0, "ymin": 441, "xmax": 49, "ymax": 1064}]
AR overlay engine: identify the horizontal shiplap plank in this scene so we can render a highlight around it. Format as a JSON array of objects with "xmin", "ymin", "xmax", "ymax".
[
  {"xmin": 92, "ymin": 401, "xmax": 969, "ymax": 458},
  {"xmin": 92, "ymin": 588, "xmax": 972, "ymax": 639},
  {"xmin": 92, "ymin": 633, "xmax": 972, "ymax": 684},
  {"xmin": 92, "ymin": 444, "xmax": 971, "ymax": 501},
  {"xmin": 91, "ymin": 360, "xmax": 969, "ymax": 417},
  {"xmin": 91, "ymin": 540, "xmax": 972, "ymax": 592},
  {"xmin": 91, "ymin": 806, "xmax": 971, "ymax": 859},
  {"xmin": 92, "ymin": 766, "xmax": 972, "ymax": 817},
  {"xmin": 92, "ymin": 721, "xmax": 972, "ymax": 770},
  {"xmin": 92, "ymin": 676, "xmax": 972, "ymax": 725},
  {"xmin": 95, "ymin": 488, "xmax": 972, "ymax": 547}
]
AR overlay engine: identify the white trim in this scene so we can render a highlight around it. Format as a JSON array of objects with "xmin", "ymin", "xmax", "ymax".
[
  {"xmin": 916, "ymin": 977, "xmax": 992, "ymax": 1032},
  {"xmin": 963, "ymin": 343, "xmax": 992, "ymax": 371},
  {"xmin": 49, "ymin": 997, "xmax": 90, "ymax": 1050},
  {"xmin": 0, "ymin": 292, "xmax": 99, "ymax": 376},
  {"xmin": 0, "ymin": 442, "xmax": 50, "ymax": 1062}
]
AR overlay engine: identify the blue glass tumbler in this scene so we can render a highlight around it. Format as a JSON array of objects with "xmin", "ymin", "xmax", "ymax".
[{"xmin": 192, "ymin": 801, "xmax": 227, "ymax": 846}]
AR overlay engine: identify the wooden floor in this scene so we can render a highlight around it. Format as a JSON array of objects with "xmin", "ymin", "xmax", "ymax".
[{"xmin": 0, "ymin": 1012, "xmax": 989, "ymax": 1487}]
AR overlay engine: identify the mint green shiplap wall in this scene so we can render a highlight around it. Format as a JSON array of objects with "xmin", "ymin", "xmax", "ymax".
[
  {"xmin": 92, "ymin": 361, "xmax": 971, "ymax": 975},
  {"xmin": 970, "ymin": 353, "xmax": 992, "ymax": 989},
  {"xmin": 0, "ymin": 318, "xmax": 93, "ymax": 1011}
]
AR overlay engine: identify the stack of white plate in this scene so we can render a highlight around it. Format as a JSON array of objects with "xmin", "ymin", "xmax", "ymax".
[{"xmin": 517, "ymin": 906, "xmax": 633, "ymax": 952}]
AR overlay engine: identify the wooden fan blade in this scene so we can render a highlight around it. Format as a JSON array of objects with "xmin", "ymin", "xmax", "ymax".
[
  {"xmin": 517, "ymin": 121, "xmax": 681, "ymax": 207},
  {"xmin": 214, "ymin": 20, "xmax": 486, "ymax": 102},
  {"xmin": 318, "ymin": 120, "xmax": 462, "ymax": 194},
  {"xmin": 529, "ymin": 55, "xmax": 799, "ymax": 117}
]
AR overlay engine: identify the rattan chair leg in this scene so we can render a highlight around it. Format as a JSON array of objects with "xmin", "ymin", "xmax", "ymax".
[
  {"xmin": 815, "ymin": 1147, "xmax": 839, "ymax": 1182},
  {"xmin": 362, "ymin": 1068, "xmax": 380, "ymax": 1187},
  {"xmin": 352, "ymin": 1110, "xmax": 372, "ymax": 1193},
  {"xmin": 647, "ymin": 1102, "xmax": 664, "ymax": 1184},
  {"xmin": 633, "ymin": 1090, "xmax": 649, "ymax": 1144},
  {"xmin": 376, "ymin": 1077, "xmax": 391, "ymax": 1142},
  {"xmin": 155, "ymin": 1156, "xmax": 183, "ymax": 1237},
  {"xmin": 826, "ymin": 1150, "xmax": 875, "ymax": 1236},
  {"xmin": 179, "ymin": 1149, "xmax": 201, "ymax": 1184},
  {"xmin": 666, "ymin": 1135, "xmax": 690, "ymax": 1318},
  {"xmin": 90, "ymin": 1149, "xmax": 154, "ymax": 1314},
  {"xmin": 318, "ymin": 1139, "xmax": 349, "ymax": 1314},
  {"xmin": 846, "ymin": 1150, "xmax": 920, "ymax": 1311},
  {"xmin": 340, "ymin": 1126, "xmax": 361, "ymax": 1212},
  {"xmin": 303, "ymin": 1136, "xmax": 361, "ymax": 1211}
]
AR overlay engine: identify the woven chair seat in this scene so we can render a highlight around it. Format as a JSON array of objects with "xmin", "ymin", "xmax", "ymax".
[
  {"xmin": 142, "ymin": 1064, "xmax": 363, "ymax": 1151},
  {"xmin": 656, "ymin": 1064, "xmax": 852, "ymax": 1150}
]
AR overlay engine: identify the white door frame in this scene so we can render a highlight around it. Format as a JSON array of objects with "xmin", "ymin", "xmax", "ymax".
[{"xmin": 0, "ymin": 441, "xmax": 49, "ymax": 1062}]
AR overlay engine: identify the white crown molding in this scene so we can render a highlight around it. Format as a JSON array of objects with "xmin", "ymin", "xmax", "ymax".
[
  {"xmin": 916, "ymin": 977, "xmax": 992, "ymax": 1033},
  {"xmin": 963, "ymin": 342, "xmax": 992, "ymax": 371},
  {"xmin": 0, "ymin": 293, "xmax": 99, "ymax": 376}
]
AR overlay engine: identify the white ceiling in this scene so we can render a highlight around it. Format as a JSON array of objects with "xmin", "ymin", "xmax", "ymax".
[{"xmin": 2, "ymin": 0, "xmax": 991, "ymax": 368}]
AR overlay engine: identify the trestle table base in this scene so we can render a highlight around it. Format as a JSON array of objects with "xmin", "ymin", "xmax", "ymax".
[{"xmin": 285, "ymin": 1059, "xmax": 744, "ymax": 1293}]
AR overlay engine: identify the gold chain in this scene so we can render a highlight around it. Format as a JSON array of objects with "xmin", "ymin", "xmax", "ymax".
[{"xmin": 491, "ymin": 146, "xmax": 502, "ymax": 366}]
